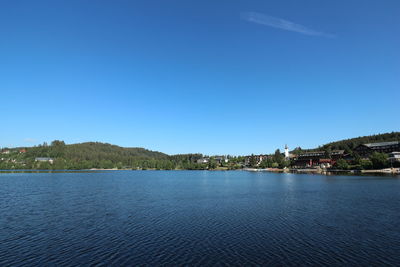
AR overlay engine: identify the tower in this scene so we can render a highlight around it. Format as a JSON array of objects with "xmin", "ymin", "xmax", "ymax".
[{"xmin": 284, "ymin": 144, "xmax": 289, "ymax": 160}]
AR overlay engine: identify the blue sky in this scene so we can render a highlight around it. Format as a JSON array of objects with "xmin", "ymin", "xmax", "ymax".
[{"xmin": 0, "ymin": 0, "xmax": 399, "ymax": 155}]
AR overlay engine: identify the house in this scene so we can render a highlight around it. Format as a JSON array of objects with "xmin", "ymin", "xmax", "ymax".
[
  {"xmin": 388, "ymin": 152, "xmax": 400, "ymax": 163},
  {"xmin": 353, "ymin": 141, "xmax": 400, "ymax": 157},
  {"xmin": 245, "ymin": 155, "xmax": 268, "ymax": 166},
  {"xmin": 35, "ymin": 157, "xmax": 54, "ymax": 164},
  {"xmin": 19, "ymin": 149, "xmax": 27, "ymax": 153},
  {"xmin": 197, "ymin": 158, "xmax": 209, "ymax": 164},
  {"xmin": 214, "ymin": 156, "xmax": 229, "ymax": 164},
  {"xmin": 293, "ymin": 150, "xmax": 344, "ymax": 168},
  {"xmin": 293, "ymin": 151, "xmax": 324, "ymax": 167},
  {"xmin": 1, "ymin": 150, "xmax": 10, "ymax": 154}
]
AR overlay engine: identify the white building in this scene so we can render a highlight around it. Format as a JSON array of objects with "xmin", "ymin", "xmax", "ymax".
[
  {"xmin": 284, "ymin": 144, "xmax": 289, "ymax": 160},
  {"xmin": 388, "ymin": 152, "xmax": 400, "ymax": 163},
  {"xmin": 197, "ymin": 158, "xmax": 209, "ymax": 164},
  {"xmin": 35, "ymin": 157, "xmax": 54, "ymax": 164}
]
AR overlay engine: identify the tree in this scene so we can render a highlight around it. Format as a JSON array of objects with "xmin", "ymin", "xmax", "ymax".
[
  {"xmin": 51, "ymin": 140, "xmax": 65, "ymax": 146},
  {"xmin": 352, "ymin": 152, "xmax": 361, "ymax": 165},
  {"xmin": 52, "ymin": 159, "xmax": 66, "ymax": 170},
  {"xmin": 361, "ymin": 159, "xmax": 373, "ymax": 170},
  {"xmin": 324, "ymin": 146, "xmax": 332, "ymax": 159},
  {"xmin": 249, "ymin": 154, "xmax": 258, "ymax": 168},
  {"xmin": 208, "ymin": 158, "xmax": 217, "ymax": 169},
  {"xmin": 335, "ymin": 159, "xmax": 349, "ymax": 170},
  {"xmin": 273, "ymin": 149, "xmax": 284, "ymax": 166},
  {"xmin": 343, "ymin": 144, "xmax": 352, "ymax": 155},
  {"xmin": 279, "ymin": 160, "xmax": 290, "ymax": 169},
  {"xmin": 259, "ymin": 158, "xmax": 272, "ymax": 168},
  {"xmin": 292, "ymin": 147, "xmax": 303, "ymax": 155},
  {"xmin": 369, "ymin": 152, "xmax": 388, "ymax": 169},
  {"xmin": 271, "ymin": 162, "xmax": 279, "ymax": 168}
]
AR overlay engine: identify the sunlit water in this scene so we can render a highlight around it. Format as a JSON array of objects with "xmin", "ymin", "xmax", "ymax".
[{"xmin": 1, "ymin": 171, "xmax": 399, "ymax": 266}]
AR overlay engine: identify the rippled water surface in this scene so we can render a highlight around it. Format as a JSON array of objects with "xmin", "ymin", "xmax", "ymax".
[{"xmin": 1, "ymin": 171, "xmax": 399, "ymax": 266}]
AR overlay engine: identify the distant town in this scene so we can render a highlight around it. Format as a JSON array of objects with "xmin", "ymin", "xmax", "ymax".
[{"xmin": 1, "ymin": 132, "xmax": 399, "ymax": 174}]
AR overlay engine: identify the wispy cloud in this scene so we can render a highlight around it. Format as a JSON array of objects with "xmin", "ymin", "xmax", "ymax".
[{"xmin": 241, "ymin": 12, "xmax": 335, "ymax": 38}]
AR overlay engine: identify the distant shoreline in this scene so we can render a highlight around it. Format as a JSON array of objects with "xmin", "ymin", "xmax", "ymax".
[
  {"xmin": 0, "ymin": 168, "xmax": 399, "ymax": 176},
  {"xmin": 244, "ymin": 167, "xmax": 400, "ymax": 175}
]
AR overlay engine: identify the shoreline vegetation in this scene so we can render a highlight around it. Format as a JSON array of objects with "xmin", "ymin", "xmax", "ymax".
[
  {"xmin": 1, "ymin": 168, "xmax": 399, "ymax": 176},
  {"xmin": 244, "ymin": 167, "xmax": 400, "ymax": 175},
  {"xmin": 1, "ymin": 132, "xmax": 399, "ymax": 175}
]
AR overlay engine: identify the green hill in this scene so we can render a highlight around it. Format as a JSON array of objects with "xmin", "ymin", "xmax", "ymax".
[
  {"xmin": 291, "ymin": 132, "xmax": 400, "ymax": 154},
  {"xmin": 25, "ymin": 141, "xmax": 167, "ymax": 161},
  {"xmin": 319, "ymin": 132, "xmax": 400, "ymax": 151},
  {"xmin": 0, "ymin": 141, "xmax": 205, "ymax": 170},
  {"xmin": 1, "ymin": 132, "xmax": 399, "ymax": 170}
]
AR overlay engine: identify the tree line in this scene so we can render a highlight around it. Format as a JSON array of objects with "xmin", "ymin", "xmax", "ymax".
[
  {"xmin": 1, "ymin": 131, "xmax": 399, "ymax": 170},
  {"xmin": 0, "ymin": 141, "xmax": 227, "ymax": 170}
]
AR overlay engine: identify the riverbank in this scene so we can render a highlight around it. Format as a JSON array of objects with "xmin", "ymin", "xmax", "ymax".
[
  {"xmin": 243, "ymin": 167, "xmax": 400, "ymax": 175},
  {"xmin": 1, "ymin": 168, "xmax": 399, "ymax": 176},
  {"xmin": 294, "ymin": 168, "xmax": 400, "ymax": 175}
]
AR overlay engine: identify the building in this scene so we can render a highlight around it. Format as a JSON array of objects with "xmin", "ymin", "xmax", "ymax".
[
  {"xmin": 388, "ymin": 152, "xmax": 400, "ymax": 163},
  {"xmin": 35, "ymin": 157, "xmax": 54, "ymax": 164},
  {"xmin": 214, "ymin": 156, "xmax": 228, "ymax": 164},
  {"xmin": 245, "ymin": 154, "xmax": 268, "ymax": 167},
  {"xmin": 353, "ymin": 141, "xmax": 400, "ymax": 157},
  {"xmin": 197, "ymin": 158, "xmax": 209, "ymax": 164},
  {"xmin": 284, "ymin": 145, "xmax": 289, "ymax": 160},
  {"xmin": 293, "ymin": 150, "xmax": 345, "ymax": 168}
]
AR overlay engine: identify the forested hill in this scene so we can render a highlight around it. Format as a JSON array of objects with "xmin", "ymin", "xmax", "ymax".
[
  {"xmin": 1, "ymin": 141, "xmax": 205, "ymax": 170},
  {"xmin": 308, "ymin": 132, "xmax": 400, "ymax": 153},
  {"xmin": 1, "ymin": 132, "xmax": 399, "ymax": 170},
  {"xmin": 26, "ymin": 141, "xmax": 169, "ymax": 161}
]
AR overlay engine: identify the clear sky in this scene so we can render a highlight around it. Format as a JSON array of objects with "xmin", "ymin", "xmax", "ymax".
[{"xmin": 1, "ymin": 0, "xmax": 399, "ymax": 155}]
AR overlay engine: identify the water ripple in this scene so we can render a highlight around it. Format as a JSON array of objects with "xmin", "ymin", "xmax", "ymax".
[{"xmin": 1, "ymin": 171, "xmax": 399, "ymax": 266}]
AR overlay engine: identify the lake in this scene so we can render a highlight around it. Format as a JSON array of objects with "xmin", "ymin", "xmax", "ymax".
[{"xmin": 1, "ymin": 171, "xmax": 399, "ymax": 266}]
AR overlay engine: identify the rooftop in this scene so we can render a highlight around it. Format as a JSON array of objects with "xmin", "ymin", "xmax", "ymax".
[
  {"xmin": 364, "ymin": 141, "xmax": 399, "ymax": 147},
  {"xmin": 35, "ymin": 157, "xmax": 53, "ymax": 161},
  {"xmin": 298, "ymin": 150, "xmax": 344, "ymax": 157}
]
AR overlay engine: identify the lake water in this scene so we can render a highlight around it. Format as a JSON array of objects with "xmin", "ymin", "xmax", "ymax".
[{"xmin": 1, "ymin": 171, "xmax": 399, "ymax": 266}]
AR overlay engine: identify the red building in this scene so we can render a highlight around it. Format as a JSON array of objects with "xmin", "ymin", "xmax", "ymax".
[{"xmin": 293, "ymin": 150, "xmax": 345, "ymax": 168}]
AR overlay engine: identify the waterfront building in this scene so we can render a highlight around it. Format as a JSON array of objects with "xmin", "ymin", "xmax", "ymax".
[
  {"xmin": 353, "ymin": 141, "xmax": 400, "ymax": 157},
  {"xmin": 293, "ymin": 150, "xmax": 345, "ymax": 168},
  {"xmin": 388, "ymin": 152, "xmax": 400, "ymax": 163}
]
